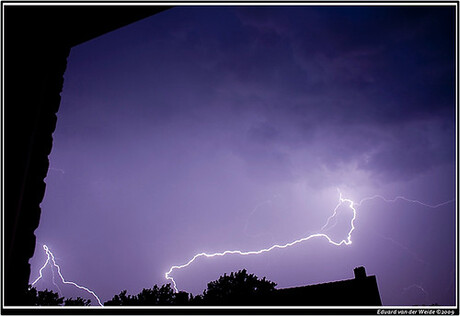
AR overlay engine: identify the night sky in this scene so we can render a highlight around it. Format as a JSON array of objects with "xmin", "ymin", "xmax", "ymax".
[{"xmin": 29, "ymin": 6, "xmax": 456, "ymax": 306}]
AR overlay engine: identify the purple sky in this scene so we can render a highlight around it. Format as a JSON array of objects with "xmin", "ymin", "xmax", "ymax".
[{"xmin": 29, "ymin": 6, "xmax": 456, "ymax": 306}]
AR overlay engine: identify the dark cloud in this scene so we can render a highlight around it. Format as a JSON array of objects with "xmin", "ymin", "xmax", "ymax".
[{"xmin": 358, "ymin": 119, "xmax": 455, "ymax": 181}]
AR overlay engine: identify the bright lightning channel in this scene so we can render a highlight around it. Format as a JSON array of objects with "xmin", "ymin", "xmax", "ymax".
[
  {"xmin": 165, "ymin": 190, "xmax": 357, "ymax": 292},
  {"xmin": 31, "ymin": 245, "xmax": 103, "ymax": 306},
  {"xmin": 165, "ymin": 190, "xmax": 453, "ymax": 293}
]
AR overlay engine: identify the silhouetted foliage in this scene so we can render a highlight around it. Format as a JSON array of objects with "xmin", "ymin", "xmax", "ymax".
[
  {"xmin": 24, "ymin": 285, "xmax": 92, "ymax": 306},
  {"xmin": 24, "ymin": 286, "xmax": 64, "ymax": 306},
  {"xmin": 103, "ymin": 270, "xmax": 275, "ymax": 306},
  {"xmin": 189, "ymin": 293, "xmax": 204, "ymax": 305},
  {"xmin": 136, "ymin": 284, "xmax": 175, "ymax": 305},
  {"xmin": 200, "ymin": 269, "xmax": 277, "ymax": 305},
  {"xmin": 104, "ymin": 290, "xmax": 136, "ymax": 306},
  {"xmin": 174, "ymin": 291, "xmax": 191, "ymax": 305},
  {"xmin": 104, "ymin": 284, "xmax": 187, "ymax": 306},
  {"xmin": 64, "ymin": 297, "xmax": 92, "ymax": 306}
]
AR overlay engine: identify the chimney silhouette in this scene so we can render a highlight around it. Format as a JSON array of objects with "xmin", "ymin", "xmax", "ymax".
[{"xmin": 354, "ymin": 266, "xmax": 367, "ymax": 280}]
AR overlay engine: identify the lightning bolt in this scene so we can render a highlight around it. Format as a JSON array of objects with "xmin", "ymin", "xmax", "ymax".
[
  {"xmin": 320, "ymin": 188, "xmax": 346, "ymax": 232},
  {"xmin": 49, "ymin": 263, "xmax": 62, "ymax": 296},
  {"xmin": 165, "ymin": 190, "xmax": 357, "ymax": 292},
  {"xmin": 165, "ymin": 189, "xmax": 453, "ymax": 293},
  {"xmin": 31, "ymin": 245, "xmax": 103, "ymax": 306},
  {"xmin": 354, "ymin": 195, "xmax": 453, "ymax": 208}
]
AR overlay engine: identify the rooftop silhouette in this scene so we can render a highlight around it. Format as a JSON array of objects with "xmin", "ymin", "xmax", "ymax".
[{"xmin": 269, "ymin": 266, "xmax": 382, "ymax": 306}]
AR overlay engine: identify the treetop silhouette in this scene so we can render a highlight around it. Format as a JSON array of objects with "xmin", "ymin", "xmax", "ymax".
[
  {"xmin": 200, "ymin": 269, "xmax": 277, "ymax": 305},
  {"xmin": 24, "ymin": 285, "xmax": 91, "ymax": 306}
]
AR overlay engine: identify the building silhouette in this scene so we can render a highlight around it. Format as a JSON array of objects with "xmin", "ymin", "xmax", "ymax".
[
  {"xmin": 269, "ymin": 266, "xmax": 382, "ymax": 305},
  {"xmin": 4, "ymin": 6, "xmax": 169, "ymax": 306}
]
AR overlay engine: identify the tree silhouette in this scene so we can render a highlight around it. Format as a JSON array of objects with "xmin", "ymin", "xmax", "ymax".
[
  {"xmin": 24, "ymin": 286, "xmax": 63, "ymax": 306},
  {"xmin": 201, "ymin": 269, "xmax": 277, "ymax": 305},
  {"xmin": 104, "ymin": 290, "xmax": 137, "ymax": 306},
  {"xmin": 135, "ymin": 284, "xmax": 176, "ymax": 305},
  {"xmin": 104, "ymin": 284, "xmax": 185, "ymax": 306},
  {"xmin": 64, "ymin": 297, "xmax": 92, "ymax": 306},
  {"xmin": 24, "ymin": 285, "xmax": 92, "ymax": 306},
  {"xmin": 103, "ymin": 270, "xmax": 276, "ymax": 306}
]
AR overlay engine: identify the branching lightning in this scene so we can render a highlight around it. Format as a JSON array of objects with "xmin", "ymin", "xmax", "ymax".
[
  {"xmin": 31, "ymin": 245, "xmax": 103, "ymax": 306},
  {"xmin": 50, "ymin": 263, "xmax": 62, "ymax": 296},
  {"xmin": 32, "ymin": 190, "xmax": 452, "ymax": 300},
  {"xmin": 165, "ymin": 189, "xmax": 453, "ymax": 293},
  {"xmin": 165, "ymin": 190, "xmax": 357, "ymax": 292},
  {"xmin": 354, "ymin": 195, "xmax": 453, "ymax": 208}
]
